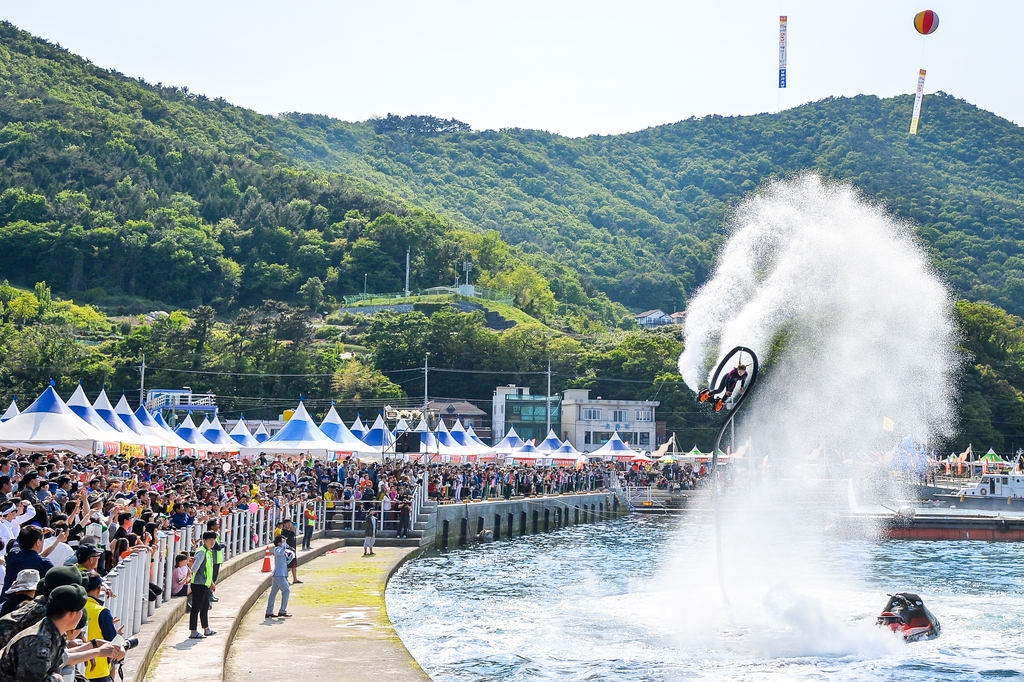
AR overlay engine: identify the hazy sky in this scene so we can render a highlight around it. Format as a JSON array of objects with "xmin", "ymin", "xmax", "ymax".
[{"xmin": 0, "ymin": 1, "xmax": 1020, "ymax": 137}]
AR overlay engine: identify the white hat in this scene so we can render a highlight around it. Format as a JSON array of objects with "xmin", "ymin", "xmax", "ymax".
[{"xmin": 6, "ymin": 568, "xmax": 40, "ymax": 594}]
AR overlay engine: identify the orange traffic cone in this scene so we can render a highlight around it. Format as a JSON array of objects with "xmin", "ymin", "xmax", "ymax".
[{"xmin": 260, "ymin": 546, "xmax": 272, "ymax": 573}]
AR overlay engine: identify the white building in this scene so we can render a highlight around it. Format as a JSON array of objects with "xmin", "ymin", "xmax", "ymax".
[
  {"xmin": 634, "ymin": 309, "xmax": 672, "ymax": 328},
  {"xmin": 560, "ymin": 388, "xmax": 659, "ymax": 453}
]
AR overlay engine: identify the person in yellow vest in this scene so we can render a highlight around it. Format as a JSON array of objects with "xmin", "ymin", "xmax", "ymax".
[
  {"xmin": 323, "ymin": 485, "xmax": 336, "ymax": 530},
  {"xmin": 187, "ymin": 532, "xmax": 218, "ymax": 640},
  {"xmin": 301, "ymin": 502, "xmax": 316, "ymax": 550},
  {"xmin": 83, "ymin": 571, "xmax": 118, "ymax": 682}
]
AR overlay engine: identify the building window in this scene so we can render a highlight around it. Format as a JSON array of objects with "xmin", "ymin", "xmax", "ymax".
[
  {"xmin": 582, "ymin": 408, "xmax": 601, "ymax": 420},
  {"xmin": 635, "ymin": 410, "xmax": 652, "ymax": 421},
  {"xmin": 584, "ymin": 431, "xmax": 591, "ymax": 445},
  {"xmin": 593, "ymin": 431, "xmax": 613, "ymax": 445},
  {"xmin": 611, "ymin": 409, "xmax": 626, "ymax": 422},
  {"xmin": 639, "ymin": 432, "xmax": 650, "ymax": 445}
]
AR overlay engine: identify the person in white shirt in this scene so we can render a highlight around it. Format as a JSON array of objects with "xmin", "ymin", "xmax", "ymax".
[{"xmin": 0, "ymin": 499, "xmax": 36, "ymax": 587}]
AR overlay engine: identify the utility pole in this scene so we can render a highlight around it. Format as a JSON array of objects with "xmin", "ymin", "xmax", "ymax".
[
  {"xmin": 463, "ymin": 260, "xmax": 473, "ymax": 287},
  {"xmin": 363, "ymin": 273, "xmax": 367, "ymax": 296},
  {"xmin": 405, "ymin": 247, "xmax": 411, "ymax": 297},
  {"xmin": 138, "ymin": 353, "xmax": 146, "ymax": 409},
  {"xmin": 423, "ymin": 354, "xmax": 429, "ymax": 409},
  {"xmin": 546, "ymin": 359, "xmax": 551, "ymax": 433}
]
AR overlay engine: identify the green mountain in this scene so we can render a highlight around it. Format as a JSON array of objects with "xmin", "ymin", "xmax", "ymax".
[
  {"xmin": 0, "ymin": 22, "xmax": 623, "ymax": 327},
  {"xmin": 278, "ymin": 98, "xmax": 1024, "ymax": 317}
]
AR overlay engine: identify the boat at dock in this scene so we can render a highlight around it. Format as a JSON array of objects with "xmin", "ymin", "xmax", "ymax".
[{"xmin": 935, "ymin": 473, "xmax": 1024, "ymax": 510}]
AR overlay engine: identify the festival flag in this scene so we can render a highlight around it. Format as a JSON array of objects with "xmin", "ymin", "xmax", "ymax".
[
  {"xmin": 778, "ymin": 16, "xmax": 788, "ymax": 88},
  {"xmin": 909, "ymin": 69, "xmax": 927, "ymax": 134},
  {"xmin": 882, "ymin": 416, "xmax": 895, "ymax": 431}
]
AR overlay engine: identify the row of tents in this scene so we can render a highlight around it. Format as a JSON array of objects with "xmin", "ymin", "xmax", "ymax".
[{"xmin": 0, "ymin": 386, "xmax": 656, "ymax": 463}]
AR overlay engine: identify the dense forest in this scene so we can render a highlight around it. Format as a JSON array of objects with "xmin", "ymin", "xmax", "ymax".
[{"xmin": 0, "ymin": 22, "xmax": 1021, "ymax": 452}]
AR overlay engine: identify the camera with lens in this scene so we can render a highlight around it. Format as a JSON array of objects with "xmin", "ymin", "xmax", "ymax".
[{"xmin": 123, "ymin": 637, "xmax": 139, "ymax": 651}]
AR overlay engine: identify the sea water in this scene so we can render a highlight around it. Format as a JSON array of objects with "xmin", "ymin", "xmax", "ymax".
[{"xmin": 387, "ymin": 515, "xmax": 1024, "ymax": 681}]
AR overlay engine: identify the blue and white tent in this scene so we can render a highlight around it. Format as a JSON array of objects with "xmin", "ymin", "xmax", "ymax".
[
  {"xmin": 591, "ymin": 432, "xmax": 636, "ymax": 460},
  {"xmin": 552, "ymin": 439, "xmax": 584, "ymax": 458},
  {"xmin": 412, "ymin": 418, "xmax": 440, "ymax": 453},
  {"xmin": 393, "ymin": 418, "xmax": 411, "ymax": 435},
  {"xmin": 1, "ymin": 398, "xmax": 18, "ymax": 422},
  {"xmin": 92, "ymin": 390, "xmax": 136, "ymax": 436},
  {"xmin": 0, "ymin": 386, "xmax": 115, "ymax": 455},
  {"xmin": 492, "ymin": 426, "xmax": 525, "ymax": 454},
  {"xmin": 349, "ymin": 416, "xmax": 367, "ymax": 441},
  {"xmin": 133, "ymin": 403, "xmax": 196, "ymax": 453},
  {"xmin": 175, "ymin": 414, "xmax": 214, "ymax": 450},
  {"xmin": 510, "ymin": 441, "xmax": 542, "ymax": 462},
  {"xmin": 449, "ymin": 419, "xmax": 470, "ymax": 447},
  {"xmin": 465, "ymin": 424, "xmax": 489, "ymax": 448},
  {"xmin": 115, "ymin": 395, "xmax": 176, "ymax": 452},
  {"xmin": 201, "ymin": 416, "xmax": 240, "ymax": 452},
  {"xmin": 319, "ymin": 405, "xmax": 367, "ymax": 449},
  {"xmin": 68, "ymin": 386, "xmax": 124, "ymax": 437},
  {"xmin": 253, "ymin": 422, "xmax": 270, "ymax": 443},
  {"xmin": 361, "ymin": 414, "xmax": 396, "ymax": 450},
  {"xmin": 434, "ymin": 420, "xmax": 461, "ymax": 449},
  {"xmin": 228, "ymin": 418, "xmax": 260, "ymax": 448},
  {"xmin": 535, "ymin": 429, "xmax": 563, "ymax": 453},
  {"xmin": 240, "ymin": 402, "xmax": 345, "ymax": 458}
]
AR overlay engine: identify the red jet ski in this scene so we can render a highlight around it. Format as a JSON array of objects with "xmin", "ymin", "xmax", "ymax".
[{"xmin": 876, "ymin": 592, "xmax": 941, "ymax": 642}]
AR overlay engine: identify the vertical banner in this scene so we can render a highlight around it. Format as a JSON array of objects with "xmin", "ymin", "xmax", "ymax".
[
  {"xmin": 778, "ymin": 16, "xmax": 787, "ymax": 88},
  {"xmin": 909, "ymin": 68, "xmax": 926, "ymax": 134}
]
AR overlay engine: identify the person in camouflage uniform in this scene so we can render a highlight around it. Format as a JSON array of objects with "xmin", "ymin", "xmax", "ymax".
[
  {"xmin": 0, "ymin": 584, "xmax": 122, "ymax": 682},
  {"xmin": 0, "ymin": 566, "xmax": 85, "ymax": 650}
]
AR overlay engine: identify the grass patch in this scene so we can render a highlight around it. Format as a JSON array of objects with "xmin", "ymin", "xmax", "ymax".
[{"xmin": 290, "ymin": 557, "xmax": 391, "ymax": 620}]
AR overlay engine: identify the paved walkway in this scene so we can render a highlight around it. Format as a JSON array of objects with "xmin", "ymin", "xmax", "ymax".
[
  {"xmin": 145, "ymin": 540, "xmax": 345, "ymax": 682},
  {"xmin": 225, "ymin": 546, "xmax": 428, "ymax": 682}
]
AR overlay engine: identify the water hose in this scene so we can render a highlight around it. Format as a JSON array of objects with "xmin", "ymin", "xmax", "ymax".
[{"xmin": 708, "ymin": 346, "xmax": 760, "ymax": 606}]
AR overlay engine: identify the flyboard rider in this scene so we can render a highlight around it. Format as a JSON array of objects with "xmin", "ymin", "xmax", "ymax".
[{"xmin": 698, "ymin": 363, "xmax": 748, "ymax": 412}]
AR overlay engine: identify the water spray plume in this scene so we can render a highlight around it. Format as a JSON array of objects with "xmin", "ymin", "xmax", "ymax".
[{"xmin": 679, "ymin": 174, "xmax": 959, "ymax": 458}]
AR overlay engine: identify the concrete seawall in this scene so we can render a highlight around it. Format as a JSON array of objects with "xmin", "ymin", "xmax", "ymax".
[{"xmin": 425, "ymin": 491, "xmax": 626, "ymax": 549}]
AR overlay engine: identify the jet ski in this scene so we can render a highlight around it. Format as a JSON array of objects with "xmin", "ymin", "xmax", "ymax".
[{"xmin": 876, "ymin": 592, "xmax": 941, "ymax": 642}]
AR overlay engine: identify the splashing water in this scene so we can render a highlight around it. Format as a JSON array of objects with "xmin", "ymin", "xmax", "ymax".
[
  {"xmin": 679, "ymin": 174, "xmax": 959, "ymax": 456},
  {"xmin": 668, "ymin": 175, "xmax": 962, "ymax": 659}
]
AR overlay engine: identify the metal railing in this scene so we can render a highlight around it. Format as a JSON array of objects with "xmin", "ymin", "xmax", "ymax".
[
  {"xmin": 326, "ymin": 483, "xmax": 425, "ymax": 535},
  {"xmin": 104, "ymin": 500, "xmax": 325, "ymax": 638}
]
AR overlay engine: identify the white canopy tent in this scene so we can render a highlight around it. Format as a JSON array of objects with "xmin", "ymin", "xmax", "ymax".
[
  {"xmin": 240, "ymin": 402, "xmax": 349, "ymax": 459},
  {"xmin": 0, "ymin": 386, "xmax": 118, "ymax": 456},
  {"xmin": 319, "ymin": 405, "xmax": 371, "ymax": 452},
  {"xmin": 200, "ymin": 416, "xmax": 241, "ymax": 454},
  {"xmin": 1, "ymin": 398, "xmax": 19, "ymax": 422},
  {"xmin": 229, "ymin": 418, "xmax": 261, "ymax": 448}
]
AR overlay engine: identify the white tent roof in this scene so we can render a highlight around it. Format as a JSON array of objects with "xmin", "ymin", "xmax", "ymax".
[
  {"xmin": 92, "ymin": 389, "xmax": 145, "ymax": 441},
  {"xmin": 240, "ymin": 402, "xmax": 345, "ymax": 457},
  {"xmin": 0, "ymin": 386, "xmax": 114, "ymax": 455},
  {"xmin": 114, "ymin": 395, "xmax": 178, "ymax": 450},
  {"xmin": 201, "ymin": 415, "xmax": 240, "ymax": 452},
  {"xmin": 253, "ymin": 422, "xmax": 270, "ymax": 442},
  {"xmin": 319, "ymin": 405, "xmax": 368, "ymax": 449},
  {"xmin": 1, "ymin": 398, "xmax": 19, "ymax": 422},
  {"xmin": 174, "ymin": 414, "xmax": 214, "ymax": 450},
  {"xmin": 134, "ymin": 403, "xmax": 197, "ymax": 453},
  {"xmin": 68, "ymin": 386, "xmax": 125, "ymax": 437},
  {"xmin": 350, "ymin": 416, "xmax": 367, "ymax": 440},
  {"xmin": 229, "ymin": 418, "xmax": 261, "ymax": 448},
  {"xmin": 535, "ymin": 429, "xmax": 563, "ymax": 453},
  {"xmin": 492, "ymin": 426, "xmax": 525, "ymax": 454},
  {"xmin": 362, "ymin": 414, "xmax": 395, "ymax": 449}
]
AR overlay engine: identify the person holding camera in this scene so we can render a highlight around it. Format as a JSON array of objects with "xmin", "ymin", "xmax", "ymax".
[
  {"xmin": 83, "ymin": 571, "xmax": 118, "ymax": 682},
  {"xmin": 264, "ymin": 535, "xmax": 294, "ymax": 619},
  {"xmin": 0, "ymin": 566, "xmax": 86, "ymax": 650},
  {"xmin": 187, "ymin": 532, "xmax": 217, "ymax": 640}
]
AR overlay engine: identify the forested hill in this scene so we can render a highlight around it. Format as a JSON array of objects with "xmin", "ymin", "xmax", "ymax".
[
  {"xmin": 280, "ymin": 95, "xmax": 1024, "ymax": 317},
  {"xmin": 0, "ymin": 23, "xmax": 623, "ymax": 326}
]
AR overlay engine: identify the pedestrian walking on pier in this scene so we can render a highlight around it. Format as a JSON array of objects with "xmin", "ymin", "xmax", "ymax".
[
  {"xmin": 363, "ymin": 509, "xmax": 377, "ymax": 556},
  {"xmin": 265, "ymin": 535, "xmax": 294, "ymax": 619}
]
